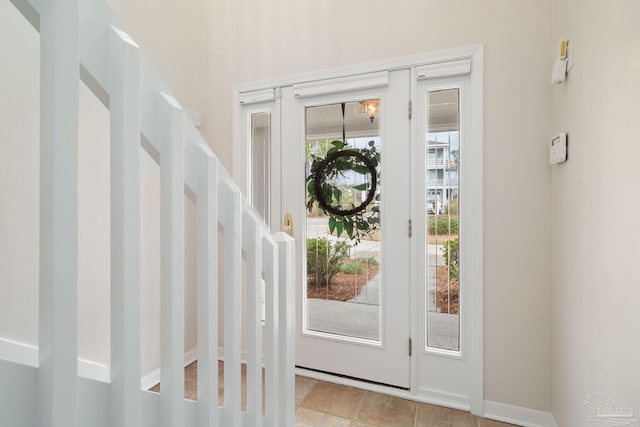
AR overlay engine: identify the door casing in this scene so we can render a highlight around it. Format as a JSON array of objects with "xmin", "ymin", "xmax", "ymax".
[{"xmin": 233, "ymin": 45, "xmax": 484, "ymax": 414}]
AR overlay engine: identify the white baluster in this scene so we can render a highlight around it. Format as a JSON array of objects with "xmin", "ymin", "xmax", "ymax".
[
  {"xmin": 242, "ymin": 210, "xmax": 263, "ymax": 427},
  {"xmin": 196, "ymin": 151, "xmax": 219, "ymax": 427},
  {"xmin": 159, "ymin": 93, "xmax": 186, "ymax": 427},
  {"xmin": 275, "ymin": 232, "xmax": 296, "ymax": 427},
  {"xmin": 221, "ymin": 182, "xmax": 242, "ymax": 426},
  {"xmin": 38, "ymin": 0, "xmax": 79, "ymax": 426},
  {"xmin": 262, "ymin": 236, "xmax": 279, "ymax": 427},
  {"xmin": 109, "ymin": 26, "xmax": 142, "ymax": 427}
]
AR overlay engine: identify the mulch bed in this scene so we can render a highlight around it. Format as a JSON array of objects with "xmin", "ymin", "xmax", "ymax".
[
  {"xmin": 305, "ymin": 259, "xmax": 458, "ymax": 314},
  {"xmin": 307, "ymin": 262, "xmax": 380, "ymax": 301},
  {"xmin": 436, "ymin": 265, "xmax": 459, "ymax": 314}
]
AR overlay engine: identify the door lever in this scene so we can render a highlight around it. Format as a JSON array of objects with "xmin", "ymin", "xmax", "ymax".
[{"xmin": 283, "ymin": 212, "xmax": 294, "ymax": 237}]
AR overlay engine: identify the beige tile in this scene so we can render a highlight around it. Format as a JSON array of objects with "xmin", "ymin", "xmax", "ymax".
[
  {"xmin": 355, "ymin": 391, "xmax": 416, "ymax": 427},
  {"xmin": 299, "ymin": 382, "xmax": 365, "ymax": 420},
  {"xmin": 218, "ymin": 363, "xmax": 225, "ymax": 406},
  {"xmin": 348, "ymin": 421, "xmax": 377, "ymax": 427},
  {"xmin": 296, "ymin": 407, "xmax": 351, "ymax": 427},
  {"xmin": 240, "ymin": 364, "xmax": 265, "ymax": 413},
  {"xmin": 415, "ymin": 403, "xmax": 477, "ymax": 427},
  {"xmin": 296, "ymin": 376, "xmax": 319, "ymax": 407},
  {"xmin": 155, "ymin": 360, "xmax": 516, "ymax": 427},
  {"xmin": 184, "ymin": 379, "xmax": 198, "ymax": 401},
  {"xmin": 185, "ymin": 361, "xmax": 198, "ymax": 381},
  {"xmin": 478, "ymin": 418, "xmax": 521, "ymax": 427}
]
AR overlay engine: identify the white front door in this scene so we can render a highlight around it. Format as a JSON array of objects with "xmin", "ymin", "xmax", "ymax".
[
  {"xmin": 281, "ymin": 69, "xmax": 412, "ymax": 388},
  {"xmin": 235, "ymin": 47, "xmax": 483, "ymax": 408}
]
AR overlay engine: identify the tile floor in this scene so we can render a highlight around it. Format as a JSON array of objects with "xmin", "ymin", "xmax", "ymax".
[{"xmin": 150, "ymin": 361, "xmax": 520, "ymax": 427}]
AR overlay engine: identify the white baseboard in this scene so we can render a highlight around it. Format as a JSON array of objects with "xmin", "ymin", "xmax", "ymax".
[
  {"xmin": 484, "ymin": 400, "xmax": 558, "ymax": 427},
  {"xmin": 77, "ymin": 357, "xmax": 110, "ymax": 383},
  {"xmin": 140, "ymin": 346, "xmax": 199, "ymax": 391},
  {"xmin": 0, "ymin": 336, "xmax": 110, "ymax": 382},
  {"xmin": 416, "ymin": 386, "xmax": 470, "ymax": 412},
  {"xmin": 217, "ymin": 346, "xmax": 266, "ymax": 366},
  {"xmin": 184, "ymin": 346, "xmax": 199, "ymax": 367},
  {"xmin": 140, "ymin": 346, "xmax": 263, "ymax": 390},
  {"xmin": 139, "ymin": 368, "xmax": 161, "ymax": 391}
]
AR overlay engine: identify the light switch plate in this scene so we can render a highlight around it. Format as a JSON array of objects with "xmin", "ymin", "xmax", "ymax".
[{"xmin": 550, "ymin": 133, "xmax": 567, "ymax": 164}]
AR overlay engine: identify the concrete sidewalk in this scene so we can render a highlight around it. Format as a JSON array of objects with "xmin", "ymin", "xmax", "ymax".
[{"xmin": 305, "ymin": 221, "xmax": 459, "ymax": 350}]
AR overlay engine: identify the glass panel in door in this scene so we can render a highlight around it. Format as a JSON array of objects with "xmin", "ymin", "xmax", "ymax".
[
  {"xmin": 304, "ymin": 100, "xmax": 382, "ymax": 342},
  {"xmin": 425, "ymin": 88, "xmax": 460, "ymax": 352},
  {"xmin": 250, "ymin": 111, "xmax": 271, "ymax": 226}
]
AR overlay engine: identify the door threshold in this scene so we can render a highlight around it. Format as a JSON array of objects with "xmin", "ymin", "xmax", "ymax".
[{"xmin": 295, "ymin": 366, "xmax": 414, "ymax": 400}]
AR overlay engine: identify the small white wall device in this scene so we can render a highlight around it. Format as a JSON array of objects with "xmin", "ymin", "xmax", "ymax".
[
  {"xmin": 551, "ymin": 39, "xmax": 570, "ymax": 84},
  {"xmin": 550, "ymin": 133, "xmax": 567, "ymax": 164}
]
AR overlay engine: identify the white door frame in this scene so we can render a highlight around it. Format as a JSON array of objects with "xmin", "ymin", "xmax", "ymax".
[
  {"xmin": 409, "ymin": 59, "xmax": 484, "ymax": 414},
  {"xmin": 232, "ymin": 45, "xmax": 484, "ymax": 414}
]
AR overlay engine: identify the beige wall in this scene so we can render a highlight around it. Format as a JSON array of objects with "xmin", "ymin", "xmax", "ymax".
[
  {"xmin": 106, "ymin": 0, "xmax": 205, "ymax": 116},
  {"xmin": 204, "ymin": 0, "xmax": 552, "ymax": 411},
  {"xmin": 551, "ymin": 0, "xmax": 640, "ymax": 425},
  {"xmin": 0, "ymin": 0, "xmax": 39, "ymax": 346}
]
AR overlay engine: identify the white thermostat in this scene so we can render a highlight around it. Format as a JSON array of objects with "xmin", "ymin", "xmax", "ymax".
[{"xmin": 550, "ymin": 133, "xmax": 567, "ymax": 164}]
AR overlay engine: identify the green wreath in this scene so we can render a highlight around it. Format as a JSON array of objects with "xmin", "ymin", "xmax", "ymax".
[{"xmin": 306, "ymin": 140, "xmax": 381, "ymax": 243}]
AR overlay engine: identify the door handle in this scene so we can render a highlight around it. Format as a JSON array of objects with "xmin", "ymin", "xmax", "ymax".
[{"xmin": 283, "ymin": 212, "xmax": 294, "ymax": 237}]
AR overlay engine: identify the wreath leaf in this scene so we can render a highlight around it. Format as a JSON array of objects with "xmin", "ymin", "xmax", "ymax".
[
  {"xmin": 331, "ymin": 140, "xmax": 344, "ymax": 148},
  {"xmin": 345, "ymin": 220, "xmax": 354, "ymax": 239},
  {"xmin": 328, "ymin": 217, "xmax": 337, "ymax": 234},
  {"xmin": 333, "ymin": 187, "xmax": 342, "ymax": 202}
]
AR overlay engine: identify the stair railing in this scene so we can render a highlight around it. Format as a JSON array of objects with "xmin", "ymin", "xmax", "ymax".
[{"xmin": 8, "ymin": 0, "xmax": 295, "ymax": 426}]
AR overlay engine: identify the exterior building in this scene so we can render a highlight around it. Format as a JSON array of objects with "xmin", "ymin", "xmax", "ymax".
[{"xmin": 426, "ymin": 138, "xmax": 459, "ymax": 214}]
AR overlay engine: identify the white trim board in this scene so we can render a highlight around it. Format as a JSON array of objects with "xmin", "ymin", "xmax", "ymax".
[
  {"xmin": 0, "ymin": 337, "xmax": 38, "ymax": 367},
  {"xmin": 416, "ymin": 386, "xmax": 471, "ymax": 412},
  {"xmin": 0, "ymin": 336, "xmax": 202, "ymax": 389},
  {"xmin": 233, "ymin": 45, "xmax": 482, "ymax": 94},
  {"xmin": 0, "ymin": 336, "xmax": 110, "ymax": 383},
  {"xmin": 217, "ymin": 346, "xmax": 267, "ymax": 366},
  {"xmin": 140, "ymin": 346, "xmax": 199, "ymax": 391},
  {"xmin": 141, "ymin": 345, "xmax": 270, "ymax": 391},
  {"xmin": 484, "ymin": 400, "xmax": 558, "ymax": 427}
]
